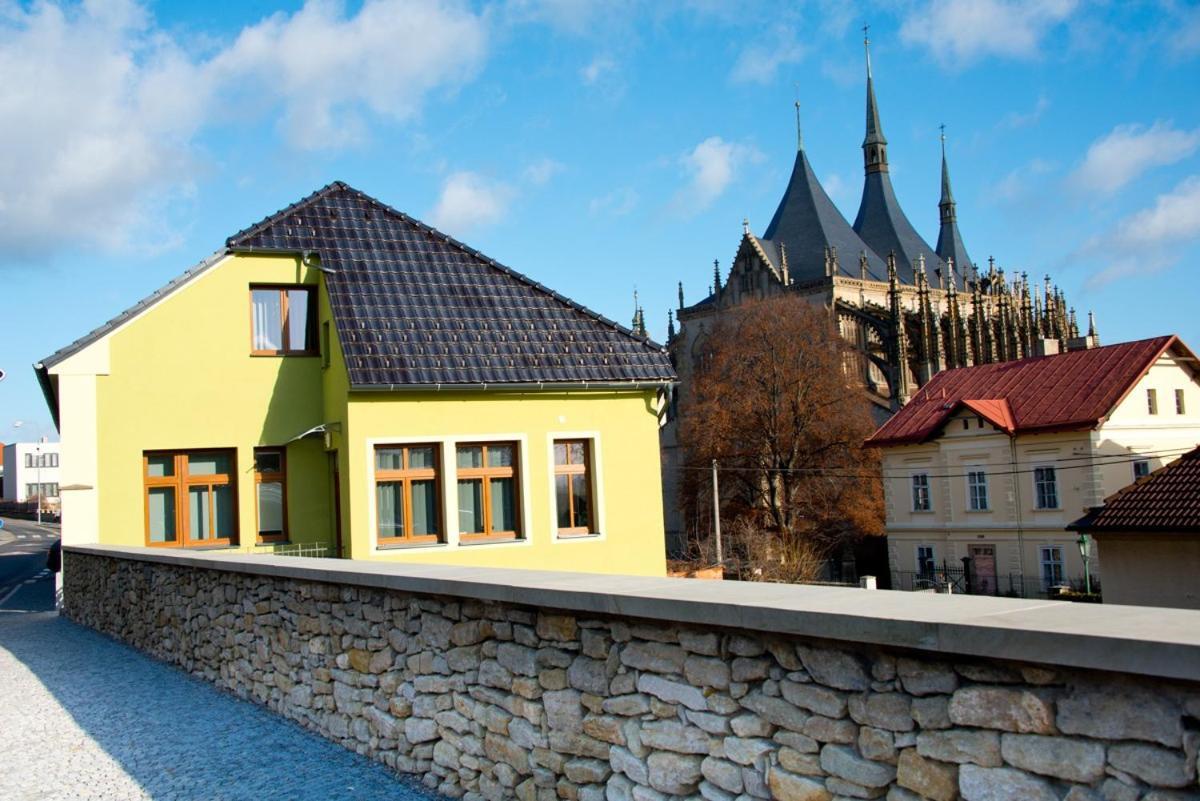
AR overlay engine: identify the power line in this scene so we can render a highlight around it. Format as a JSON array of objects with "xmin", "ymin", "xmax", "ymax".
[{"xmin": 670, "ymin": 445, "xmax": 1197, "ymax": 481}]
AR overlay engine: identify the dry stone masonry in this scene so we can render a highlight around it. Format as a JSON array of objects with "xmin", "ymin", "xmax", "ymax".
[{"xmin": 64, "ymin": 552, "xmax": 1200, "ymax": 801}]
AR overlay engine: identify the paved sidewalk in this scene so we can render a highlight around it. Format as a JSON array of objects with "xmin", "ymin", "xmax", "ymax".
[{"xmin": 0, "ymin": 612, "xmax": 437, "ymax": 800}]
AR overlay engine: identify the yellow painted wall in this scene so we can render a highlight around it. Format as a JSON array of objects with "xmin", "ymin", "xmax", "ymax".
[
  {"xmin": 89, "ymin": 253, "xmax": 334, "ymax": 551},
  {"xmin": 344, "ymin": 390, "xmax": 668, "ymax": 576}
]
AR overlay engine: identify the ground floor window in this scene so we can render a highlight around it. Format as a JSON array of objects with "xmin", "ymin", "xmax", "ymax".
[
  {"xmin": 916, "ymin": 545, "xmax": 935, "ymax": 577},
  {"xmin": 554, "ymin": 439, "xmax": 594, "ymax": 536},
  {"xmin": 144, "ymin": 450, "xmax": 237, "ymax": 547},
  {"xmin": 255, "ymin": 448, "xmax": 287, "ymax": 543},
  {"xmin": 374, "ymin": 444, "xmax": 442, "ymax": 546},
  {"xmin": 25, "ymin": 483, "xmax": 58, "ymax": 499},
  {"xmin": 1040, "ymin": 545, "xmax": 1064, "ymax": 589},
  {"xmin": 456, "ymin": 442, "xmax": 521, "ymax": 542}
]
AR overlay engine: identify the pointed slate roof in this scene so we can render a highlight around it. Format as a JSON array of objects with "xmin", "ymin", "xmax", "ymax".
[
  {"xmin": 226, "ymin": 182, "xmax": 675, "ymax": 388},
  {"xmin": 935, "ymin": 139, "xmax": 973, "ymax": 286},
  {"xmin": 763, "ymin": 148, "xmax": 886, "ymax": 283},
  {"xmin": 852, "ymin": 44, "xmax": 944, "ymax": 286}
]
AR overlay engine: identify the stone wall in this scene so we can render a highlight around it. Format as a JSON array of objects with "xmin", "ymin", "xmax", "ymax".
[{"xmin": 64, "ymin": 551, "xmax": 1200, "ymax": 801}]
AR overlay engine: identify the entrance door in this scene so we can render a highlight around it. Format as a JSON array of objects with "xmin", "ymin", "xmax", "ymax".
[
  {"xmin": 329, "ymin": 451, "xmax": 343, "ymax": 558},
  {"xmin": 970, "ymin": 545, "xmax": 997, "ymax": 595}
]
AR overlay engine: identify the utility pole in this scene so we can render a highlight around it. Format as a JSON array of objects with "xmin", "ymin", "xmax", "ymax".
[{"xmin": 711, "ymin": 459, "xmax": 723, "ymax": 567}]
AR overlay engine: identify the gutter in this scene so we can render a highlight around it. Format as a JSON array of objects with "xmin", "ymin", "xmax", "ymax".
[{"xmin": 349, "ymin": 380, "xmax": 676, "ymax": 392}]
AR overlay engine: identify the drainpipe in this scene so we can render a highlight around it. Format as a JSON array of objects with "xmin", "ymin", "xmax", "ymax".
[{"xmin": 1009, "ymin": 436, "xmax": 1027, "ymax": 594}]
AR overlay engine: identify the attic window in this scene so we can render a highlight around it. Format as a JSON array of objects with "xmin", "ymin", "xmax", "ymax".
[{"xmin": 251, "ymin": 286, "xmax": 317, "ymax": 356}]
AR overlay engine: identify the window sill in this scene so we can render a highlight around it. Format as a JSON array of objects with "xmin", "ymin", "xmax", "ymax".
[
  {"xmin": 377, "ymin": 540, "xmax": 446, "ymax": 551},
  {"xmin": 459, "ymin": 536, "xmax": 524, "ymax": 546},
  {"xmin": 250, "ymin": 352, "xmax": 321, "ymax": 358},
  {"xmin": 557, "ymin": 531, "xmax": 600, "ymax": 540}
]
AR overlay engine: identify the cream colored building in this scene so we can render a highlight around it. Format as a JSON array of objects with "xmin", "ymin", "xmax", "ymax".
[{"xmin": 867, "ymin": 335, "xmax": 1200, "ymax": 597}]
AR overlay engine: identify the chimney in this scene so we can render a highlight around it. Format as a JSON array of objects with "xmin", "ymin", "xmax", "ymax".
[
  {"xmin": 1035, "ymin": 339, "xmax": 1061, "ymax": 357},
  {"xmin": 1065, "ymin": 335, "xmax": 1097, "ymax": 352}
]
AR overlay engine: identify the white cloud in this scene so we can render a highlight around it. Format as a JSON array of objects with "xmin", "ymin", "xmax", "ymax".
[
  {"xmin": 899, "ymin": 0, "xmax": 1078, "ymax": 67},
  {"xmin": 0, "ymin": 0, "xmax": 490, "ymax": 263},
  {"xmin": 580, "ymin": 55, "xmax": 616, "ymax": 85},
  {"xmin": 212, "ymin": 0, "xmax": 488, "ymax": 150},
  {"xmin": 990, "ymin": 158, "xmax": 1056, "ymax": 204},
  {"xmin": 0, "ymin": 0, "xmax": 209, "ymax": 259},
  {"xmin": 588, "ymin": 187, "xmax": 639, "ymax": 217},
  {"xmin": 1000, "ymin": 92, "xmax": 1050, "ymax": 129},
  {"xmin": 1076, "ymin": 175, "xmax": 1200, "ymax": 287},
  {"xmin": 523, "ymin": 158, "xmax": 565, "ymax": 186},
  {"xmin": 429, "ymin": 171, "xmax": 515, "ymax": 234},
  {"xmin": 729, "ymin": 25, "xmax": 805, "ymax": 84},
  {"xmin": 670, "ymin": 136, "xmax": 761, "ymax": 216},
  {"xmin": 1069, "ymin": 121, "xmax": 1200, "ymax": 196}
]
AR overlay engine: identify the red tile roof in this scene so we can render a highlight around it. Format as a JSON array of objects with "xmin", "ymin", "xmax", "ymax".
[
  {"xmin": 866, "ymin": 336, "xmax": 1187, "ymax": 447},
  {"xmin": 1070, "ymin": 447, "xmax": 1200, "ymax": 533}
]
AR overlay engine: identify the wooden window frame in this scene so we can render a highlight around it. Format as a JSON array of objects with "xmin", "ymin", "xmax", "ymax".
[
  {"xmin": 374, "ymin": 444, "xmax": 444, "ymax": 547},
  {"xmin": 1176, "ymin": 388, "xmax": 1186, "ymax": 415},
  {"xmin": 250, "ymin": 284, "xmax": 318, "ymax": 356},
  {"xmin": 1147, "ymin": 388, "xmax": 1158, "ymax": 415},
  {"xmin": 456, "ymin": 442, "xmax": 522, "ymax": 543},
  {"xmin": 553, "ymin": 439, "xmax": 595, "ymax": 537},
  {"xmin": 911, "ymin": 473, "xmax": 931, "ymax": 512},
  {"xmin": 254, "ymin": 448, "xmax": 288, "ymax": 544},
  {"xmin": 143, "ymin": 450, "xmax": 239, "ymax": 548},
  {"xmin": 1033, "ymin": 465, "xmax": 1058, "ymax": 510}
]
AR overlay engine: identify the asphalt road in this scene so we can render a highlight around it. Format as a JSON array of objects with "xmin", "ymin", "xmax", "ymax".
[{"xmin": 0, "ymin": 517, "xmax": 58, "ymax": 613}]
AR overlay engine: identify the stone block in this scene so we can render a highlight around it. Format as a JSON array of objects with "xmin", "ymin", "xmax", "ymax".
[
  {"xmin": 796, "ymin": 646, "xmax": 870, "ymax": 692},
  {"xmin": 685, "ymin": 655, "xmax": 732, "ymax": 689},
  {"xmin": 621, "ymin": 642, "xmax": 686, "ymax": 675},
  {"xmin": 1058, "ymin": 685, "xmax": 1183, "ymax": 748},
  {"xmin": 1108, "ymin": 742, "xmax": 1191, "ymax": 788},
  {"xmin": 1000, "ymin": 733, "xmax": 1105, "ymax": 783},
  {"xmin": 646, "ymin": 751, "xmax": 703, "ymax": 795},
  {"xmin": 958, "ymin": 764, "xmax": 1057, "ymax": 801},
  {"xmin": 740, "ymin": 692, "xmax": 809, "ymax": 732},
  {"xmin": 858, "ymin": 727, "xmax": 896, "ymax": 764},
  {"xmin": 569, "ymin": 656, "xmax": 611, "ymax": 695},
  {"xmin": 896, "ymin": 749, "xmax": 957, "ymax": 801},
  {"xmin": 536, "ymin": 613, "xmax": 577, "ymax": 642},
  {"xmin": 565, "ymin": 758, "xmax": 612, "ymax": 784},
  {"xmin": 778, "ymin": 747, "xmax": 822, "ymax": 776},
  {"xmin": 848, "ymin": 693, "xmax": 914, "ymax": 732},
  {"xmin": 819, "ymin": 744, "xmax": 896, "ymax": 788},
  {"xmin": 722, "ymin": 737, "xmax": 774, "ymax": 766},
  {"xmin": 766, "ymin": 767, "xmax": 832, "ymax": 801},
  {"xmin": 544, "ymin": 689, "xmax": 584, "ymax": 731},
  {"xmin": 602, "ymin": 694, "xmax": 652, "ymax": 717},
  {"xmin": 731, "ymin": 714, "xmax": 772, "ymax": 738},
  {"xmin": 802, "ymin": 715, "xmax": 857, "ymax": 744},
  {"xmin": 701, "ymin": 756, "xmax": 744, "ymax": 793},
  {"xmin": 636, "ymin": 674, "xmax": 707, "ymax": 712},
  {"xmin": 948, "ymin": 687, "xmax": 1055, "ymax": 734},
  {"xmin": 640, "ymin": 720, "xmax": 711, "ymax": 754},
  {"xmin": 916, "ymin": 730, "xmax": 1001, "ymax": 767},
  {"xmin": 896, "ymin": 658, "xmax": 958, "ymax": 697},
  {"xmin": 610, "ymin": 745, "xmax": 648, "ymax": 785},
  {"xmin": 781, "ymin": 680, "xmax": 847, "ymax": 718}
]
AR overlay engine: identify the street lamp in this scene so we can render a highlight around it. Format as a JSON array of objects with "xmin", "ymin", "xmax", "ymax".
[
  {"xmin": 1076, "ymin": 533, "xmax": 1093, "ymax": 595},
  {"xmin": 12, "ymin": 420, "xmax": 44, "ymax": 525}
]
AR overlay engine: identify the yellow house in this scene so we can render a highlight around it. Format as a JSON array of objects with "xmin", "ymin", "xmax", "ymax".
[
  {"xmin": 36, "ymin": 182, "xmax": 675, "ymax": 575},
  {"xmin": 866, "ymin": 335, "xmax": 1200, "ymax": 597}
]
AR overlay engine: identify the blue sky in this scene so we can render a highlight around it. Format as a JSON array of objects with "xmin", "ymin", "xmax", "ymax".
[{"xmin": 2, "ymin": 0, "xmax": 1199, "ymax": 442}]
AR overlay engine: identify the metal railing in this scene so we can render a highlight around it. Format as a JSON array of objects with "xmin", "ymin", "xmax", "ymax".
[
  {"xmin": 894, "ymin": 563, "xmax": 1098, "ymax": 600},
  {"xmin": 267, "ymin": 542, "xmax": 330, "ymax": 558}
]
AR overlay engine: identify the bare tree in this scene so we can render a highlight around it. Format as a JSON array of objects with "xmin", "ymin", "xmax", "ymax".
[{"xmin": 678, "ymin": 295, "xmax": 884, "ymax": 581}]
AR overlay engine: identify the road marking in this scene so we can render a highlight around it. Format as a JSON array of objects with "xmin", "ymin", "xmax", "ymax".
[{"xmin": 0, "ymin": 583, "xmax": 21, "ymax": 606}]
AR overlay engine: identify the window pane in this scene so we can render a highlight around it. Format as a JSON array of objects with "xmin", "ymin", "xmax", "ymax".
[
  {"xmin": 555, "ymin": 474, "xmax": 571, "ymax": 529},
  {"xmin": 252, "ymin": 289, "xmax": 283, "ymax": 351},
  {"xmin": 571, "ymin": 475, "xmax": 591, "ymax": 531},
  {"xmin": 569, "ymin": 442, "xmax": 586, "ymax": 465},
  {"xmin": 255, "ymin": 451, "xmax": 282, "ymax": 474},
  {"xmin": 458, "ymin": 479, "xmax": 483, "ymax": 533},
  {"xmin": 408, "ymin": 447, "xmax": 436, "ymax": 470},
  {"xmin": 457, "ymin": 446, "xmax": 483, "ymax": 469},
  {"xmin": 148, "ymin": 488, "xmax": 176, "ymax": 543},
  {"xmin": 411, "ymin": 479, "xmax": 439, "ymax": 536},
  {"xmin": 487, "ymin": 445, "xmax": 514, "ymax": 468},
  {"xmin": 188, "ymin": 453, "xmax": 231, "ymax": 476},
  {"xmin": 258, "ymin": 481, "xmax": 283, "ymax": 534},
  {"xmin": 214, "ymin": 485, "xmax": 235, "ymax": 539},
  {"xmin": 287, "ymin": 289, "xmax": 313, "ymax": 351},
  {"xmin": 554, "ymin": 442, "xmax": 568, "ymax": 466},
  {"xmin": 376, "ymin": 448, "xmax": 404, "ymax": 471},
  {"xmin": 189, "ymin": 486, "xmax": 211, "ymax": 540},
  {"xmin": 377, "ymin": 481, "xmax": 405, "ymax": 539},
  {"xmin": 147, "ymin": 455, "xmax": 174, "ymax": 478},
  {"xmin": 490, "ymin": 477, "xmax": 516, "ymax": 533}
]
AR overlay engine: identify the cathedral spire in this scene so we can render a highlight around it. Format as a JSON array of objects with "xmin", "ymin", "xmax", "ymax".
[
  {"xmin": 794, "ymin": 100, "xmax": 804, "ymax": 152},
  {"xmin": 934, "ymin": 125, "xmax": 971, "ymax": 290},
  {"xmin": 862, "ymin": 25, "xmax": 888, "ymax": 175},
  {"xmin": 939, "ymin": 125, "xmax": 954, "ymax": 213}
]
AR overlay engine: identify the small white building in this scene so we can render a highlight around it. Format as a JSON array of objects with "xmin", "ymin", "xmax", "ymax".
[{"xmin": 1, "ymin": 441, "xmax": 62, "ymax": 507}]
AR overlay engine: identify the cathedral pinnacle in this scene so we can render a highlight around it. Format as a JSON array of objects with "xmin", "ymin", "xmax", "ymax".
[
  {"xmin": 862, "ymin": 24, "xmax": 888, "ymax": 175},
  {"xmin": 794, "ymin": 99, "xmax": 804, "ymax": 152}
]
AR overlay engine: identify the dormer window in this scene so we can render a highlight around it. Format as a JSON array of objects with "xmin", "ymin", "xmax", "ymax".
[{"xmin": 251, "ymin": 285, "xmax": 317, "ymax": 356}]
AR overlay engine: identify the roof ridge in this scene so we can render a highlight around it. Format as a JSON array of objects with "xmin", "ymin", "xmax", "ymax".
[{"xmin": 228, "ymin": 181, "xmax": 666, "ymax": 354}]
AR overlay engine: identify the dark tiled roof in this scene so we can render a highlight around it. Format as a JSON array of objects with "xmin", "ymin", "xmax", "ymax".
[
  {"xmin": 763, "ymin": 150, "xmax": 886, "ymax": 283},
  {"xmin": 853, "ymin": 170, "xmax": 945, "ymax": 286},
  {"xmin": 1070, "ymin": 447, "xmax": 1200, "ymax": 533},
  {"xmin": 227, "ymin": 182, "xmax": 675, "ymax": 388},
  {"xmin": 866, "ymin": 336, "xmax": 1183, "ymax": 447}
]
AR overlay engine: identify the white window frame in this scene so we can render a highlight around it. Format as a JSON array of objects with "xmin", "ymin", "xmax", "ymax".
[
  {"xmin": 1040, "ymin": 545, "xmax": 1064, "ymax": 590},
  {"xmin": 1033, "ymin": 465, "xmax": 1058, "ymax": 510},
  {"xmin": 911, "ymin": 473, "xmax": 932, "ymax": 512},
  {"xmin": 547, "ymin": 432, "xmax": 606, "ymax": 544},
  {"xmin": 365, "ymin": 434, "xmax": 533, "ymax": 554},
  {"xmin": 966, "ymin": 468, "xmax": 989, "ymax": 511}
]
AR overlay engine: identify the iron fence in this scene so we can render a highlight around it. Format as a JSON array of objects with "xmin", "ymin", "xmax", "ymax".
[{"xmin": 894, "ymin": 562, "xmax": 1098, "ymax": 600}]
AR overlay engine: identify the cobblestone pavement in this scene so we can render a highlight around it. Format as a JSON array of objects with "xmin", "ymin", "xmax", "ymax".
[{"xmin": 0, "ymin": 612, "xmax": 438, "ymax": 801}]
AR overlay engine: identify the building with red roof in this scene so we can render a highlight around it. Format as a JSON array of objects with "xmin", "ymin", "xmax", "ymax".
[
  {"xmin": 1069, "ymin": 446, "xmax": 1200, "ymax": 609},
  {"xmin": 865, "ymin": 336, "xmax": 1200, "ymax": 598}
]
